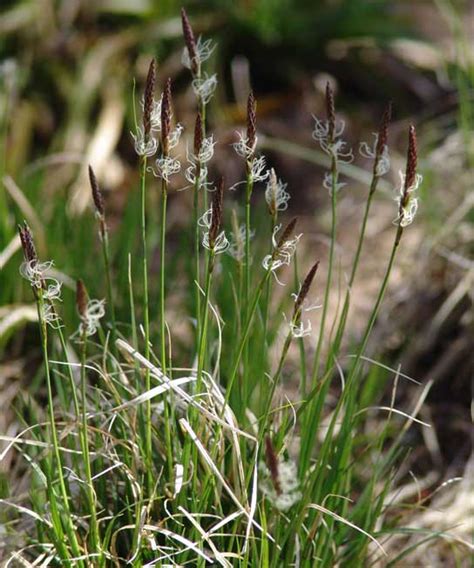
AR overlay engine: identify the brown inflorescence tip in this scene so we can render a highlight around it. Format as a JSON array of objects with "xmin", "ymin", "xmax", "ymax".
[
  {"xmin": 194, "ymin": 112, "xmax": 203, "ymax": 157},
  {"xmin": 76, "ymin": 279, "xmax": 88, "ymax": 319},
  {"xmin": 209, "ymin": 177, "xmax": 224, "ymax": 248},
  {"xmin": 246, "ymin": 91, "xmax": 257, "ymax": 156},
  {"xmin": 161, "ymin": 78, "xmax": 172, "ymax": 156},
  {"xmin": 375, "ymin": 101, "xmax": 392, "ymax": 158},
  {"xmin": 18, "ymin": 222, "xmax": 37, "ymax": 264},
  {"xmin": 143, "ymin": 58, "xmax": 156, "ymax": 139},
  {"xmin": 181, "ymin": 8, "xmax": 198, "ymax": 75},
  {"xmin": 265, "ymin": 436, "xmax": 281, "ymax": 495},
  {"xmin": 404, "ymin": 125, "xmax": 418, "ymax": 193},
  {"xmin": 294, "ymin": 260, "xmax": 320, "ymax": 317},
  {"xmin": 325, "ymin": 82, "xmax": 336, "ymax": 143},
  {"xmin": 276, "ymin": 217, "xmax": 297, "ymax": 250},
  {"xmin": 88, "ymin": 165, "xmax": 105, "ymax": 217}
]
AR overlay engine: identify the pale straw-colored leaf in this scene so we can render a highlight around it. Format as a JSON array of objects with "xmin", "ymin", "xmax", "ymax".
[{"xmin": 307, "ymin": 503, "xmax": 387, "ymax": 556}]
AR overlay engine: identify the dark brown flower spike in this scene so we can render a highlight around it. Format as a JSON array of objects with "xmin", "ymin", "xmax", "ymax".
[
  {"xmin": 325, "ymin": 82, "xmax": 336, "ymax": 144},
  {"xmin": 293, "ymin": 260, "xmax": 320, "ymax": 318},
  {"xmin": 194, "ymin": 112, "xmax": 203, "ymax": 157},
  {"xmin": 143, "ymin": 58, "xmax": 156, "ymax": 140},
  {"xmin": 404, "ymin": 125, "xmax": 418, "ymax": 194},
  {"xmin": 181, "ymin": 8, "xmax": 198, "ymax": 75},
  {"xmin": 276, "ymin": 217, "xmax": 297, "ymax": 250},
  {"xmin": 161, "ymin": 78, "xmax": 172, "ymax": 156},
  {"xmin": 88, "ymin": 165, "xmax": 104, "ymax": 218},
  {"xmin": 265, "ymin": 436, "xmax": 281, "ymax": 495},
  {"xmin": 18, "ymin": 222, "xmax": 37, "ymax": 264},
  {"xmin": 209, "ymin": 177, "xmax": 224, "ymax": 248},
  {"xmin": 246, "ymin": 91, "xmax": 257, "ymax": 156},
  {"xmin": 76, "ymin": 279, "xmax": 88, "ymax": 320},
  {"xmin": 375, "ymin": 101, "xmax": 392, "ymax": 159}
]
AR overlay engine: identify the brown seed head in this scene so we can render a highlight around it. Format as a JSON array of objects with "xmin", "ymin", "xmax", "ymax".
[
  {"xmin": 246, "ymin": 91, "xmax": 257, "ymax": 156},
  {"xmin": 76, "ymin": 279, "xmax": 88, "ymax": 320},
  {"xmin": 209, "ymin": 177, "xmax": 224, "ymax": 248},
  {"xmin": 161, "ymin": 78, "xmax": 172, "ymax": 156},
  {"xmin": 265, "ymin": 436, "xmax": 281, "ymax": 495},
  {"xmin": 143, "ymin": 58, "xmax": 156, "ymax": 139},
  {"xmin": 88, "ymin": 165, "xmax": 105, "ymax": 217},
  {"xmin": 194, "ymin": 112, "xmax": 203, "ymax": 157},
  {"xmin": 294, "ymin": 260, "xmax": 319, "ymax": 318},
  {"xmin": 18, "ymin": 222, "xmax": 37, "ymax": 264},
  {"xmin": 276, "ymin": 217, "xmax": 297, "ymax": 250},
  {"xmin": 325, "ymin": 82, "xmax": 336, "ymax": 143},
  {"xmin": 181, "ymin": 8, "xmax": 198, "ymax": 75},
  {"xmin": 375, "ymin": 101, "xmax": 392, "ymax": 158},
  {"xmin": 404, "ymin": 125, "xmax": 418, "ymax": 194}
]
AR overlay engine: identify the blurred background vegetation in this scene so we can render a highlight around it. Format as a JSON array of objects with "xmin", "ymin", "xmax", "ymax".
[{"xmin": 0, "ymin": 0, "xmax": 472, "ymax": 558}]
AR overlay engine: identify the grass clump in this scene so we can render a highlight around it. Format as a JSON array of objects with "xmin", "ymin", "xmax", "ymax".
[{"xmin": 2, "ymin": 8, "xmax": 465, "ymax": 568}]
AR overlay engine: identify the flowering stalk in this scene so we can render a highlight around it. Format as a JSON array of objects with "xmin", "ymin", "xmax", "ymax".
[
  {"xmin": 329, "ymin": 102, "xmax": 392, "ymax": 365},
  {"xmin": 242, "ymin": 92, "xmax": 258, "ymax": 402},
  {"xmin": 225, "ymin": 218, "xmax": 299, "ymax": 412},
  {"xmin": 88, "ymin": 165, "xmax": 116, "ymax": 344},
  {"xmin": 18, "ymin": 223, "xmax": 82, "ymax": 564},
  {"xmin": 357, "ymin": 125, "xmax": 418, "ymax": 356},
  {"xmin": 193, "ymin": 113, "xmax": 203, "ymax": 345},
  {"xmin": 140, "ymin": 58, "xmax": 155, "ymax": 492},
  {"xmin": 244, "ymin": 92, "xmax": 257, "ymax": 307},
  {"xmin": 76, "ymin": 280, "xmax": 102, "ymax": 564},
  {"xmin": 300, "ymin": 125, "xmax": 420, "ymax": 475},
  {"xmin": 158, "ymin": 77, "xmax": 175, "ymax": 479},
  {"xmin": 181, "ymin": 7, "xmax": 215, "ymax": 213},
  {"xmin": 300, "ymin": 130, "xmax": 420, "ymax": 527},
  {"xmin": 258, "ymin": 260, "xmax": 319, "ymax": 440},
  {"xmin": 257, "ymin": 170, "xmax": 290, "ymax": 401},
  {"xmin": 181, "ymin": 8, "xmax": 215, "ymax": 140},
  {"xmin": 196, "ymin": 178, "xmax": 225, "ymax": 393},
  {"xmin": 310, "ymin": 83, "xmax": 346, "ymax": 388}
]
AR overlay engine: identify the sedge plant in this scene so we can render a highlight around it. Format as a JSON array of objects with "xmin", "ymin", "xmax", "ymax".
[{"xmin": 3, "ymin": 9, "xmax": 465, "ymax": 568}]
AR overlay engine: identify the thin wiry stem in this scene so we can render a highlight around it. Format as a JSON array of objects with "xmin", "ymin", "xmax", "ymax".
[
  {"xmin": 310, "ymin": 158, "xmax": 338, "ymax": 385},
  {"xmin": 101, "ymin": 229, "xmax": 116, "ymax": 345},
  {"xmin": 329, "ymin": 169, "xmax": 381, "ymax": 367},
  {"xmin": 79, "ymin": 329, "xmax": 102, "ymax": 564},
  {"xmin": 159, "ymin": 177, "xmax": 174, "ymax": 480},
  {"xmin": 139, "ymin": 156, "xmax": 153, "ymax": 493},
  {"xmin": 36, "ymin": 293, "xmax": 83, "ymax": 565}
]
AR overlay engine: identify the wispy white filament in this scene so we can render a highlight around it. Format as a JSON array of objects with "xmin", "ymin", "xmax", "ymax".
[
  {"xmin": 192, "ymin": 73, "xmax": 218, "ymax": 104},
  {"xmin": 359, "ymin": 134, "xmax": 390, "ymax": 177},
  {"xmin": 182, "ymin": 37, "xmax": 216, "ymax": 70},
  {"xmin": 131, "ymin": 127, "xmax": 158, "ymax": 158},
  {"xmin": 265, "ymin": 169, "xmax": 290, "ymax": 213},
  {"xmin": 394, "ymin": 171, "xmax": 423, "ymax": 227}
]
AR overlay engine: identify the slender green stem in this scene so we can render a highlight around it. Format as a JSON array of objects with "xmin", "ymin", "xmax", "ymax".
[
  {"xmin": 242, "ymin": 171, "xmax": 254, "ymax": 403},
  {"xmin": 293, "ymin": 251, "xmax": 308, "ymax": 398},
  {"xmin": 36, "ymin": 294, "xmax": 83, "ymax": 564},
  {"xmin": 299, "ymin": 224, "xmax": 404, "ymax": 475},
  {"xmin": 244, "ymin": 176, "xmax": 253, "ymax": 310},
  {"xmin": 159, "ymin": 179, "xmax": 174, "ymax": 479},
  {"xmin": 226, "ymin": 268, "xmax": 272, "ymax": 410},
  {"xmin": 258, "ymin": 331, "xmax": 292, "ymax": 442},
  {"xmin": 347, "ymin": 226, "xmax": 403, "ymax": 383},
  {"xmin": 79, "ymin": 331, "xmax": 102, "ymax": 564},
  {"xmin": 193, "ymin": 169, "xmax": 201, "ymax": 348},
  {"xmin": 139, "ymin": 156, "xmax": 153, "ymax": 493},
  {"xmin": 257, "ymin": 214, "xmax": 276, "ymax": 406},
  {"xmin": 101, "ymin": 229, "xmax": 117, "ymax": 346},
  {"xmin": 328, "ymin": 172, "xmax": 381, "ymax": 367},
  {"xmin": 310, "ymin": 162, "xmax": 338, "ymax": 386},
  {"xmin": 196, "ymin": 251, "xmax": 215, "ymax": 391}
]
